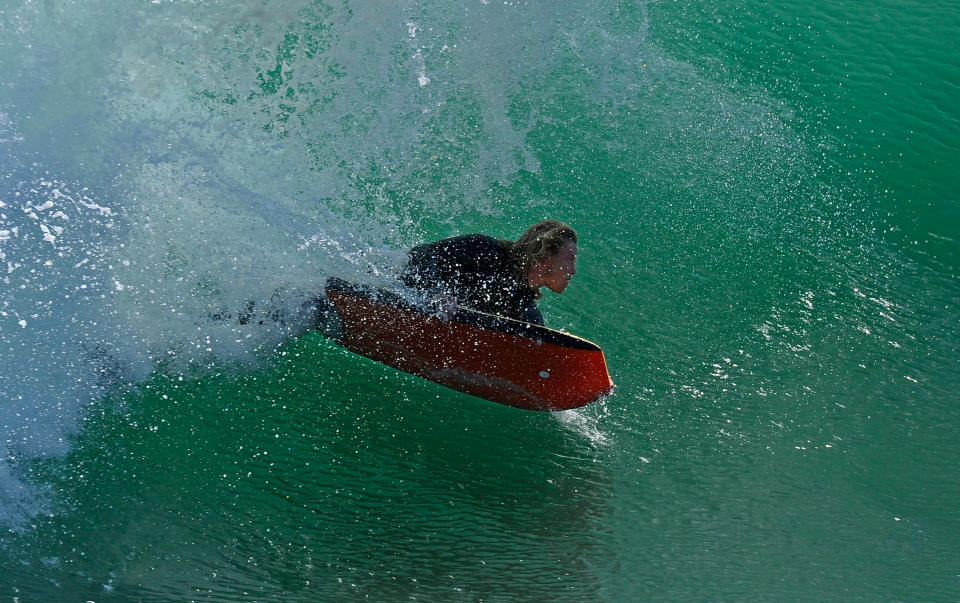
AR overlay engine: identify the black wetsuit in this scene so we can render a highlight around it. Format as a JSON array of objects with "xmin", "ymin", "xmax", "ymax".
[{"xmin": 400, "ymin": 234, "xmax": 543, "ymax": 325}]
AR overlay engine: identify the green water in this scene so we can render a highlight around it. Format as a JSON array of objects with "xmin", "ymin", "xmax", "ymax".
[{"xmin": 1, "ymin": 0, "xmax": 957, "ymax": 600}]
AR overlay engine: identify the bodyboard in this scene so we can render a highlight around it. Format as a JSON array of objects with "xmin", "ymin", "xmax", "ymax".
[{"xmin": 324, "ymin": 277, "xmax": 613, "ymax": 411}]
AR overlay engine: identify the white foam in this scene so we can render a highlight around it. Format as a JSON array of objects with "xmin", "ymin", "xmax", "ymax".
[{"xmin": 554, "ymin": 401, "xmax": 611, "ymax": 448}]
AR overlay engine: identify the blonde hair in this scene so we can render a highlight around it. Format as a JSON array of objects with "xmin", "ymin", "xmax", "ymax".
[{"xmin": 506, "ymin": 220, "xmax": 577, "ymax": 275}]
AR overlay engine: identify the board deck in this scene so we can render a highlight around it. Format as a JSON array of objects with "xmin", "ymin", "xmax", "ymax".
[{"xmin": 324, "ymin": 277, "xmax": 613, "ymax": 411}]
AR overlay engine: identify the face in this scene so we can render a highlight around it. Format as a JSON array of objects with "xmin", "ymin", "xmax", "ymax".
[{"xmin": 535, "ymin": 241, "xmax": 577, "ymax": 293}]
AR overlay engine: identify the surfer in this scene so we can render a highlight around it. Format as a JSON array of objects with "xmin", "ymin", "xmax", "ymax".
[
  {"xmin": 212, "ymin": 220, "xmax": 575, "ymax": 333},
  {"xmin": 400, "ymin": 220, "xmax": 577, "ymax": 325}
]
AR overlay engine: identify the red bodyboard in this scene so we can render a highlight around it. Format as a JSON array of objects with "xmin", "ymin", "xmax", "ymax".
[{"xmin": 325, "ymin": 278, "xmax": 613, "ymax": 411}]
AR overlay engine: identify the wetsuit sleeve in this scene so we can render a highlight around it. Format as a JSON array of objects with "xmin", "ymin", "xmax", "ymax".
[
  {"xmin": 399, "ymin": 235, "xmax": 495, "ymax": 296},
  {"xmin": 400, "ymin": 234, "xmax": 543, "ymax": 324},
  {"xmin": 521, "ymin": 304, "xmax": 544, "ymax": 326}
]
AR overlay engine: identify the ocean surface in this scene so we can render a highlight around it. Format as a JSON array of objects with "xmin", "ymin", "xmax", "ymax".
[{"xmin": 1, "ymin": 1, "xmax": 958, "ymax": 600}]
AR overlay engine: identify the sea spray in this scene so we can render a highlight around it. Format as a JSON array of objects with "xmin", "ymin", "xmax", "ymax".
[
  {"xmin": 1, "ymin": 0, "xmax": 813, "ymax": 529},
  {"xmin": 0, "ymin": 0, "xmax": 617, "ymax": 526},
  {"xmin": 0, "ymin": 130, "xmax": 120, "ymax": 525}
]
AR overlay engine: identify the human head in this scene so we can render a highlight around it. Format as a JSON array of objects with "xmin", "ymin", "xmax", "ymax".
[{"xmin": 512, "ymin": 220, "xmax": 578, "ymax": 293}]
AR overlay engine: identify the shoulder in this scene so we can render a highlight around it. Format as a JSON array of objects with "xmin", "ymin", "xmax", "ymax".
[
  {"xmin": 411, "ymin": 234, "xmax": 504, "ymax": 257},
  {"xmin": 438, "ymin": 233, "xmax": 502, "ymax": 250},
  {"xmin": 454, "ymin": 234, "xmax": 506, "ymax": 255}
]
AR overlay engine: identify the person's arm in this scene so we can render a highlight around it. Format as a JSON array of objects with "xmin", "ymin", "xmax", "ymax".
[{"xmin": 400, "ymin": 241, "xmax": 444, "ymax": 293}]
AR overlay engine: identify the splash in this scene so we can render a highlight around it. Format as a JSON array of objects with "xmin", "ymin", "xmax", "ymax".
[
  {"xmin": 554, "ymin": 399, "xmax": 612, "ymax": 448},
  {"xmin": 0, "ymin": 0, "xmax": 832, "ymax": 529},
  {"xmin": 1, "ymin": 0, "xmax": 646, "ymax": 525},
  {"xmin": 0, "ymin": 120, "xmax": 119, "ymax": 526}
]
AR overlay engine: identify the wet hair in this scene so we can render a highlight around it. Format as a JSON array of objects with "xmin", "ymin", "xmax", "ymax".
[{"xmin": 505, "ymin": 220, "xmax": 577, "ymax": 275}]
